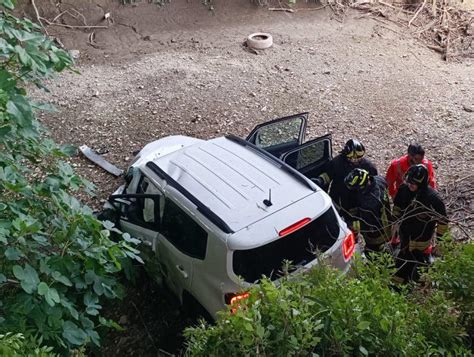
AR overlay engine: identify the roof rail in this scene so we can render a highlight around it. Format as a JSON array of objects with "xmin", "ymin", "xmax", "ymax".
[
  {"xmin": 146, "ymin": 161, "xmax": 234, "ymax": 234},
  {"xmin": 225, "ymin": 135, "xmax": 316, "ymax": 191}
]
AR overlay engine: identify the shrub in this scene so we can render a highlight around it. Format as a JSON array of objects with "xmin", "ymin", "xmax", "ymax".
[
  {"xmin": 0, "ymin": 0, "xmax": 141, "ymax": 352},
  {"xmin": 0, "ymin": 332, "xmax": 69, "ymax": 356},
  {"xmin": 423, "ymin": 240, "xmax": 474, "ymax": 333},
  {"xmin": 184, "ymin": 255, "xmax": 469, "ymax": 356}
]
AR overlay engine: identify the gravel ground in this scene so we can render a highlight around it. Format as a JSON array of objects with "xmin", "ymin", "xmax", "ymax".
[{"xmin": 29, "ymin": 0, "xmax": 473, "ymax": 354}]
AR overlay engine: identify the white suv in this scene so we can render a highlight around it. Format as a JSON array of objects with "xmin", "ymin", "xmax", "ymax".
[{"xmin": 103, "ymin": 113, "xmax": 359, "ymax": 319}]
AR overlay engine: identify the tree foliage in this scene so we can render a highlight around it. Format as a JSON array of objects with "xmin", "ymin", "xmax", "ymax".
[{"xmin": 0, "ymin": 0, "xmax": 141, "ymax": 352}]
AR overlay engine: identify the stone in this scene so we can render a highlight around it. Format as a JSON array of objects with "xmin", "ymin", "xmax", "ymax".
[
  {"xmin": 69, "ymin": 49, "xmax": 80, "ymax": 59},
  {"xmin": 462, "ymin": 104, "xmax": 473, "ymax": 113}
]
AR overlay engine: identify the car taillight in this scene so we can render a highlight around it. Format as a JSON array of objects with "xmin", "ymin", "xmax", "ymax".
[
  {"xmin": 225, "ymin": 292, "xmax": 250, "ymax": 313},
  {"xmin": 225, "ymin": 292, "xmax": 250, "ymax": 305},
  {"xmin": 279, "ymin": 217, "xmax": 311, "ymax": 237},
  {"xmin": 342, "ymin": 231, "xmax": 355, "ymax": 261}
]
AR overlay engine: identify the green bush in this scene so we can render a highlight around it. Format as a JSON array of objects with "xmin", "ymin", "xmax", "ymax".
[
  {"xmin": 423, "ymin": 240, "xmax": 474, "ymax": 333},
  {"xmin": 0, "ymin": 332, "xmax": 69, "ymax": 356},
  {"xmin": 184, "ymin": 255, "xmax": 469, "ymax": 356},
  {"xmin": 0, "ymin": 0, "xmax": 142, "ymax": 352}
]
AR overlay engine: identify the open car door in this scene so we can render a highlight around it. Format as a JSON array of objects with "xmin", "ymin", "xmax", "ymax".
[
  {"xmin": 280, "ymin": 134, "xmax": 332, "ymax": 179},
  {"xmin": 246, "ymin": 112, "xmax": 308, "ymax": 159}
]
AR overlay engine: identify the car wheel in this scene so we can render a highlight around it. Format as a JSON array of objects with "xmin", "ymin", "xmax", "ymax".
[{"xmin": 247, "ymin": 33, "xmax": 273, "ymax": 50}]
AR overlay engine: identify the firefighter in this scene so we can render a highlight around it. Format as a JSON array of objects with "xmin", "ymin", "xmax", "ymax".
[
  {"xmin": 312, "ymin": 139, "xmax": 378, "ymax": 221},
  {"xmin": 392, "ymin": 164, "xmax": 448, "ymax": 283},
  {"xmin": 344, "ymin": 168, "xmax": 392, "ymax": 254},
  {"xmin": 386, "ymin": 143, "xmax": 436, "ymax": 199}
]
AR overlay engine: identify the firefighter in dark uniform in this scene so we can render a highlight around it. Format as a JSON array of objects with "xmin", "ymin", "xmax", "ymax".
[
  {"xmin": 392, "ymin": 164, "xmax": 448, "ymax": 283},
  {"xmin": 344, "ymin": 168, "xmax": 392, "ymax": 254},
  {"xmin": 312, "ymin": 139, "xmax": 378, "ymax": 221}
]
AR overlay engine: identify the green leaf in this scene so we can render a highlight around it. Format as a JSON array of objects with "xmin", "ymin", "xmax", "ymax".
[
  {"xmin": 52, "ymin": 271, "xmax": 72, "ymax": 286},
  {"xmin": 60, "ymin": 144, "xmax": 77, "ymax": 157},
  {"xmin": 62, "ymin": 321, "xmax": 87, "ymax": 346},
  {"xmin": 45, "ymin": 287, "xmax": 60, "ymax": 306},
  {"xmin": 0, "ymin": 274, "xmax": 6, "ymax": 283},
  {"xmin": 244, "ymin": 323, "xmax": 253, "ymax": 332},
  {"xmin": 31, "ymin": 101, "xmax": 57, "ymax": 112},
  {"xmin": 37, "ymin": 282, "xmax": 49, "ymax": 295},
  {"xmin": 357, "ymin": 321, "xmax": 370, "ymax": 330},
  {"xmin": 0, "ymin": 124, "xmax": 11, "ymax": 138},
  {"xmin": 15, "ymin": 264, "xmax": 40, "ymax": 294},
  {"xmin": 102, "ymin": 220, "xmax": 115, "ymax": 230},
  {"xmin": 4, "ymin": 247, "xmax": 21, "ymax": 260},
  {"xmin": 12, "ymin": 265, "xmax": 24, "ymax": 280},
  {"xmin": 0, "ymin": 0, "xmax": 15, "ymax": 10},
  {"xmin": 83, "ymin": 292, "xmax": 99, "ymax": 307},
  {"xmin": 14, "ymin": 45, "xmax": 31, "ymax": 66},
  {"xmin": 359, "ymin": 346, "xmax": 369, "ymax": 356},
  {"xmin": 380, "ymin": 319, "xmax": 390, "ymax": 332},
  {"xmin": 0, "ymin": 70, "xmax": 16, "ymax": 91},
  {"xmin": 6, "ymin": 95, "xmax": 33, "ymax": 126}
]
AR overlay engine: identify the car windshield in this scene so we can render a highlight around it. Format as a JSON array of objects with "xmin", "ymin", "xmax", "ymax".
[{"xmin": 232, "ymin": 208, "xmax": 340, "ymax": 283}]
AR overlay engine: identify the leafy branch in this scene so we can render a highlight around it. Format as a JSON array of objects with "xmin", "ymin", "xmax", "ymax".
[{"xmin": 0, "ymin": 1, "xmax": 142, "ymax": 352}]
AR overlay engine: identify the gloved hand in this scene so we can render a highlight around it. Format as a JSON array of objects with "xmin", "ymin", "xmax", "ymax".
[{"xmin": 311, "ymin": 177, "xmax": 324, "ymax": 187}]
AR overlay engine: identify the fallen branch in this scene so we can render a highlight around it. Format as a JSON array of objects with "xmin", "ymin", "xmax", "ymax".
[
  {"xmin": 296, "ymin": 5, "xmax": 327, "ymax": 11},
  {"xmin": 268, "ymin": 7, "xmax": 295, "ymax": 13},
  {"xmin": 378, "ymin": 1, "xmax": 414, "ymax": 14},
  {"xmin": 52, "ymin": 10, "xmax": 68, "ymax": 23},
  {"xmin": 40, "ymin": 17, "xmax": 108, "ymax": 29},
  {"xmin": 88, "ymin": 31, "xmax": 101, "ymax": 49},
  {"xmin": 31, "ymin": 0, "xmax": 48, "ymax": 35},
  {"xmin": 52, "ymin": 8, "xmax": 89, "ymax": 26},
  {"xmin": 409, "ymin": 0, "xmax": 428, "ymax": 27},
  {"xmin": 427, "ymin": 44, "xmax": 445, "ymax": 53}
]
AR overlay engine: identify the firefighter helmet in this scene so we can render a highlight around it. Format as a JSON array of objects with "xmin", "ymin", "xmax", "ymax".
[
  {"xmin": 405, "ymin": 164, "xmax": 428, "ymax": 188},
  {"xmin": 344, "ymin": 168, "xmax": 370, "ymax": 191},
  {"xmin": 341, "ymin": 139, "xmax": 366, "ymax": 159}
]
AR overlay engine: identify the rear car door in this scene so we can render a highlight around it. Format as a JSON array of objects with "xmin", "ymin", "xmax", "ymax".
[
  {"xmin": 280, "ymin": 134, "xmax": 332, "ymax": 179},
  {"xmin": 246, "ymin": 112, "xmax": 308, "ymax": 158}
]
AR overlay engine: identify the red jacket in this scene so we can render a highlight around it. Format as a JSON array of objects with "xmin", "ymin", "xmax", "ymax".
[{"xmin": 385, "ymin": 154, "xmax": 436, "ymax": 198}]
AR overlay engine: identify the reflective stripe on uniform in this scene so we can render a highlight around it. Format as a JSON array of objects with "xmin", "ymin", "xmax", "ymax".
[
  {"xmin": 393, "ymin": 205, "xmax": 401, "ymax": 218},
  {"xmin": 392, "ymin": 275, "xmax": 405, "ymax": 284},
  {"xmin": 436, "ymin": 223, "xmax": 448, "ymax": 237},
  {"xmin": 408, "ymin": 240, "xmax": 431, "ymax": 252},
  {"xmin": 352, "ymin": 220, "xmax": 361, "ymax": 233},
  {"xmin": 320, "ymin": 172, "xmax": 331, "ymax": 185}
]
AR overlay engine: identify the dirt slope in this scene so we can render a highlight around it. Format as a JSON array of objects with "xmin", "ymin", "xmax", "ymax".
[
  {"xmin": 34, "ymin": 0, "xmax": 473, "ymax": 203},
  {"xmin": 28, "ymin": 0, "xmax": 473, "ymax": 354}
]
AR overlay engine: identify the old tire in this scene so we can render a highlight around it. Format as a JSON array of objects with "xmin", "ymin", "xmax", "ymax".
[{"xmin": 247, "ymin": 33, "xmax": 273, "ymax": 50}]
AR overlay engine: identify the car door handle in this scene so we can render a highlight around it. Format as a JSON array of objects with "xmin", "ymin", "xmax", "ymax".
[{"xmin": 175, "ymin": 265, "xmax": 188, "ymax": 279}]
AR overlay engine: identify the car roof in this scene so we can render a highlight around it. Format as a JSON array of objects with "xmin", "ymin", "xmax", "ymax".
[{"xmin": 139, "ymin": 136, "xmax": 317, "ymax": 233}]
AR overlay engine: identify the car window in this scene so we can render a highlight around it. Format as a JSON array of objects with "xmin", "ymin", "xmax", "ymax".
[
  {"xmin": 283, "ymin": 139, "xmax": 327, "ymax": 171},
  {"xmin": 254, "ymin": 118, "xmax": 302, "ymax": 149},
  {"xmin": 233, "ymin": 207, "xmax": 340, "ymax": 283},
  {"xmin": 125, "ymin": 175, "xmax": 161, "ymax": 229},
  {"xmin": 160, "ymin": 198, "xmax": 208, "ymax": 260}
]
